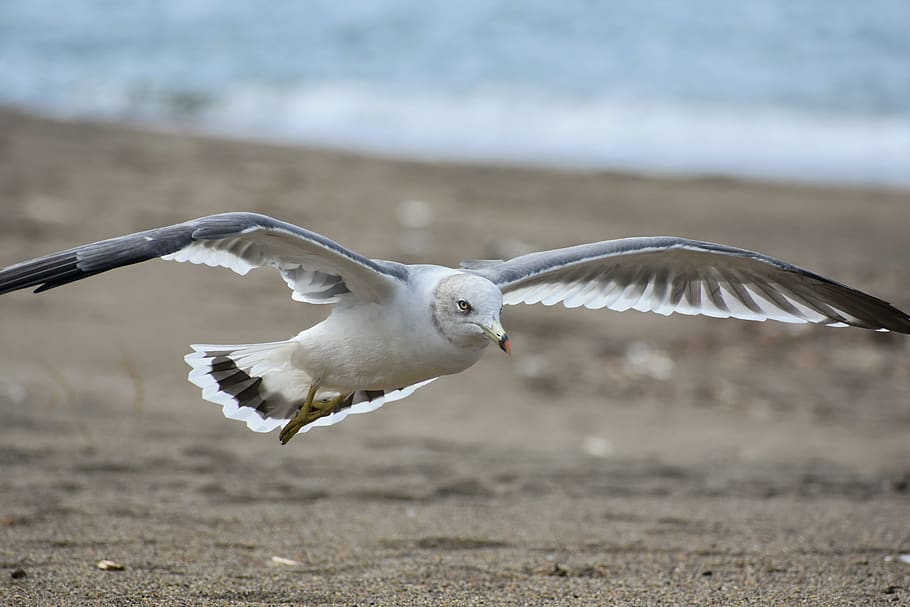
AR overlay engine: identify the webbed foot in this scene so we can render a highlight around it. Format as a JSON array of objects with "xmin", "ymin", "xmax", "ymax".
[
  {"xmin": 279, "ymin": 384, "xmax": 319, "ymax": 445},
  {"xmin": 279, "ymin": 389, "xmax": 349, "ymax": 445}
]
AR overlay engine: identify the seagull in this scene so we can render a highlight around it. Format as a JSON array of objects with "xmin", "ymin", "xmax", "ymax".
[{"xmin": 1, "ymin": 212, "xmax": 908, "ymax": 444}]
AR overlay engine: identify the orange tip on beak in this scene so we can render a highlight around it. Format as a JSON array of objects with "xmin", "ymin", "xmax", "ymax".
[{"xmin": 499, "ymin": 334, "xmax": 511, "ymax": 355}]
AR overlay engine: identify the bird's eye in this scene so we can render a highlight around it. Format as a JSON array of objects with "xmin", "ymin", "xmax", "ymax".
[{"xmin": 456, "ymin": 299, "xmax": 471, "ymax": 312}]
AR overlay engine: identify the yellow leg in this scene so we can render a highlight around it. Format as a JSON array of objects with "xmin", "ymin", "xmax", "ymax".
[
  {"xmin": 279, "ymin": 383, "xmax": 319, "ymax": 445},
  {"xmin": 307, "ymin": 393, "xmax": 348, "ymax": 425}
]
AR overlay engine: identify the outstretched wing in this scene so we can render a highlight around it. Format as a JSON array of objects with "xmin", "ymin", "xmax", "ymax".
[
  {"xmin": 0, "ymin": 212, "xmax": 407, "ymax": 303},
  {"xmin": 466, "ymin": 237, "xmax": 910, "ymax": 333}
]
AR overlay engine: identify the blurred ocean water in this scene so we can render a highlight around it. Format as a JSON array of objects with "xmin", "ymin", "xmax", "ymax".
[{"xmin": 1, "ymin": 1, "xmax": 908, "ymax": 186}]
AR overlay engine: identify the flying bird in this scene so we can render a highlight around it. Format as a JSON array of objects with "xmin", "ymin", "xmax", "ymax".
[{"xmin": 1, "ymin": 212, "xmax": 908, "ymax": 444}]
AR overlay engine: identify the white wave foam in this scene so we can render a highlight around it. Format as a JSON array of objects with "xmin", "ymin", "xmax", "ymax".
[
  {"xmin": 17, "ymin": 82, "xmax": 910, "ymax": 188},
  {"xmin": 199, "ymin": 84, "xmax": 910, "ymax": 188}
]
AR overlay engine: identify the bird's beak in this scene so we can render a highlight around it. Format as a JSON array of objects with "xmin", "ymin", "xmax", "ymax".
[{"xmin": 481, "ymin": 319, "xmax": 511, "ymax": 355}]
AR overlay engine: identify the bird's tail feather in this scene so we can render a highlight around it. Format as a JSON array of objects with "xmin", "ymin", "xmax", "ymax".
[{"xmin": 185, "ymin": 341, "xmax": 313, "ymax": 433}]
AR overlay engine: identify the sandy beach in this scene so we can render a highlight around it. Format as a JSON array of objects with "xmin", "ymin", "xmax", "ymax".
[{"xmin": 0, "ymin": 109, "xmax": 908, "ymax": 606}]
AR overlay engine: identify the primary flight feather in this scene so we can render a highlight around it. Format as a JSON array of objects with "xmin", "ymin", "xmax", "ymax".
[{"xmin": 1, "ymin": 212, "xmax": 907, "ymax": 443}]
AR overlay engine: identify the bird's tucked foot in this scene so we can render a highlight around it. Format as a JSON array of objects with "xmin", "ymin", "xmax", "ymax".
[
  {"xmin": 279, "ymin": 383, "xmax": 319, "ymax": 445},
  {"xmin": 279, "ymin": 390, "xmax": 349, "ymax": 445}
]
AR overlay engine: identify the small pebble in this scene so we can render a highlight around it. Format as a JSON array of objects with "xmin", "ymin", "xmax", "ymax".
[
  {"xmin": 396, "ymin": 200, "xmax": 434, "ymax": 229},
  {"xmin": 623, "ymin": 341, "xmax": 675, "ymax": 381},
  {"xmin": 270, "ymin": 556, "xmax": 301, "ymax": 566},
  {"xmin": 96, "ymin": 560, "xmax": 125, "ymax": 571},
  {"xmin": 581, "ymin": 436, "xmax": 614, "ymax": 458},
  {"xmin": 11, "ymin": 568, "xmax": 27, "ymax": 579}
]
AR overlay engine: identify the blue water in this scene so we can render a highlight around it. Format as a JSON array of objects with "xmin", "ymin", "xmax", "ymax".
[{"xmin": 1, "ymin": 1, "xmax": 909, "ymax": 186}]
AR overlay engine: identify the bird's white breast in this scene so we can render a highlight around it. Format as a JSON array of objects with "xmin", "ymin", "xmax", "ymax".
[{"xmin": 292, "ymin": 267, "xmax": 486, "ymax": 391}]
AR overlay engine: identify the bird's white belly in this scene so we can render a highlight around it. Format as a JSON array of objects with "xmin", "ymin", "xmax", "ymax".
[{"xmin": 291, "ymin": 303, "xmax": 485, "ymax": 391}]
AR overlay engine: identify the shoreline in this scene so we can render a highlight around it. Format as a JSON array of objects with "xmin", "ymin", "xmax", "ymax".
[{"xmin": 4, "ymin": 105, "xmax": 908, "ymax": 195}]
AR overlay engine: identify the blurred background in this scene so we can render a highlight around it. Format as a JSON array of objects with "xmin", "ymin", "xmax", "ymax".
[
  {"xmin": 1, "ymin": 3, "xmax": 909, "ymax": 604},
  {"xmin": 1, "ymin": 0, "xmax": 908, "ymax": 187}
]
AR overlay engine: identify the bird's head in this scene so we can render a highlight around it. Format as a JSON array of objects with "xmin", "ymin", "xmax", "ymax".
[{"xmin": 431, "ymin": 274, "xmax": 510, "ymax": 354}]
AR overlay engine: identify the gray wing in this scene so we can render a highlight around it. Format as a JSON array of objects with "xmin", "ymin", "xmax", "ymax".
[
  {"xmin": 0, "ymin": 212, "xmax": 407, "ymax": 303},
  {"xmin": 466, "ymin": 237, "xmax": 910, "ymax": 333}
]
